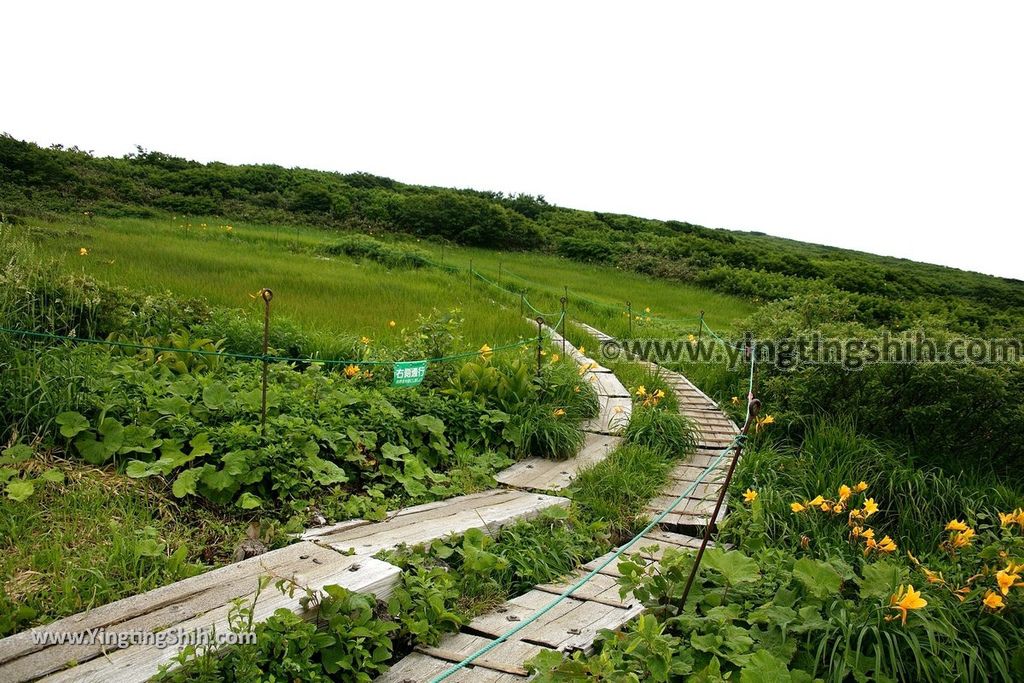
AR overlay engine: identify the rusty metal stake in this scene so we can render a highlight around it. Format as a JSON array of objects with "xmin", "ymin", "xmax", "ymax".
[
  {"xmin": 697, "ymin": 310, "xmax": 704, "ymax": 347},
  {"xmin": 535, "ymin": 316, "xmax": 544, "ymax": 376},
  {"xmin": 260, "ymin": 288, "xmax": 274, "ymax": 437},
  {"xmin": 559, "ymin": 295, "xmax": 568, "ymax": 356},
  {"xmin": 678, "ymin": 398, "xmax": 761, "ymax": 610}
]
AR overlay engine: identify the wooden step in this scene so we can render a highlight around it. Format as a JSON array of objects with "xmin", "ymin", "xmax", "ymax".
[
  {"xmin": 495, "ymin": 433, "xmax": 623, "ymax": 491},
  {"xmin": 0, "ymin": 543, "xmax": 399, "ymax": 683},
  {"xmin": 302, "ymin": 489, "xmax": 570, "ymax": 556}
]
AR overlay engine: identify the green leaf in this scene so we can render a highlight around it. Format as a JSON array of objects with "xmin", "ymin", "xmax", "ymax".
[
  {"xmin": 740, "ymin": 650, "xmax": 792, "ymax": 683},
  {"xmin": 154, "ymin": 396, "xmax": 191, "ymax": 417},
  {"xmin": 6, "ymin": 479, "xmax": 35, "ymax": 502},
  {"xmin": 125, "ymin": 460, "xmax": 155, "ymax": 478},
  {"xmin": 39, "ymin": 469, "xmax": 65, "ymax": 484},
  {"xmin": 702, "ymin": 547, "xmax": 760, "ymax": 585},
  {"xmin": 1, "ymin": 444, "xmax": 34, "ymax": 465},
  {"xmin": 200, "ymin": 467, "xmax": 236, "ymax": 492},
  {"xmin": 381, "ymin": 443, "xmax": 411, "ymax": 461},
  {"xmin": 793, "ymin": 558, "xmax": 842, "ymax": 599},
  {"xmin": 236, "ymin": 492, "xmax": 263, "ymax": 510},
  {"xmin": 172, "ymin": 468, "xmax": 202, "ymax": 497},
  {"xmin": 857, "ymin": 560, "xmax": 908, "ymax": 601},
  {"xmin": 202, "ymin": 382, "xmax": 232, "ymax": 410},
  {"xmin": 56, "ymin": 411, "xmax": 90, "ymax": 438}
]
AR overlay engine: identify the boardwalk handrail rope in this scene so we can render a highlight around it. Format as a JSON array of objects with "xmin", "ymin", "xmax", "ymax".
[
  {"xmin": 470, "ymin": 268, "xmax": 563, "ymax": 318},
  {"xmin": 0, "ymin": 326, "xmax": 537, "ymax": 367},
  {"xmin": 429, "ymin": 432, "xmax": 745, "ymax": 683},
  {"xmin": 430, "ymin": 332, "xmax": 760, "ymax": 682}
]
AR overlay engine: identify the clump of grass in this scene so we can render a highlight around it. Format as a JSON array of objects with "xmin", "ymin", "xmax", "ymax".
[
  {"xmin": 624, "ymin": 406, "xmax": 698, "ymax": 456},
  {"xmin": 0, "ymin": 455, "xmax": 254, "ymax": 636},
  {"xmin": 571, "ymin": 445, "xmax": 674, "ymax": 538}
]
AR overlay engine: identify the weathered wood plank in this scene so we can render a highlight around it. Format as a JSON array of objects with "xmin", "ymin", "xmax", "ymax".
[
  {"xmin": 581, "ymin": 396, "xmax": 631, "ymax": 435},
  {"xmin": 495, "ymin": 434, "xmax": 623, "ymax": 491},
  {"xmin": 1, "ymin": 546, "xmax": 399, "ymax": 683},
  {"xmin": 308, "ymin": 489, "xmax": 570, "ymax": 556}
]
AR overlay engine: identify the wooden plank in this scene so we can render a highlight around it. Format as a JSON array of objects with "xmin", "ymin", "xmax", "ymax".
[
  {"xmin": 308, "ymin": 489, "xmax": 570, "ymax": 556},
  {"xmin": 1, "ymin": 546, "xmax": 399, "ymax": 683},
  {"xmin": 582, "ymin": 369, "xmax": 631, "ymax": 398},
  {"xmin": 534, "ymin": 571, "xmax": 634, "ymax": 608},
  {"xmin": 581, "ymin": 396, "xmax": 631, "ymax": 435},
  {"xmin": 468, "ymin": 590, "xmax": 641, "ymax": 653},
  {"xmin": 495, "ymin": 434, "xmax": 622, "ymax": 491},
  {"xmin": 378, "ymin": 628, "xmax": 548, "ymax": 682},
  {"xmin": 378, "ymin": 654, "xmax": 525, "ymax": 682}
]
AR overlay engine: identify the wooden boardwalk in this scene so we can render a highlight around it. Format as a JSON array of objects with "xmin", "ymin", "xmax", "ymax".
[{"xmin": 381, "ymin": 324, "xmax": 739, "ymax": 681}]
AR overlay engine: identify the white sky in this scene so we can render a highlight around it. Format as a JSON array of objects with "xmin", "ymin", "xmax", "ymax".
[{"xmin": 4, "ymin": 1, "xmax": 1022, "ymax": 279}]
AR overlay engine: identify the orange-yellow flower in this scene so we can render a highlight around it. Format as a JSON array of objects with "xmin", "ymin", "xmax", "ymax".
[
  {"xmin": 343, "ymin": 364, "xmax": 360, "ymax": 378},
  {"xmin": 360, "ymin": 336, "xmax": 371, "ymax": 345},
  {"xmin": 552, "ymin": 408, "xmax": 566, "ymax": 417},
  {"xmin": 854, "ymin": 481, "xmax": 869, "ymax": 493},
  {"xmin": 996, "ymin": 569, "xmax": 1020, "ymax": 595},
  {"xmin": 832, "ymin": 504, "xmax": 845, "ymax": 514},
  {"xmin": 791, "ymin": 502, "xmax": 806, "ymax": 513},
  {"xmin": 945, "ymin": 519, "xmax": 969, "ymax": 532},
  {"xmin": 983, "ymin": 591, "xmax": 1005, "ymax": 610},
  {"xmin": 79, "ymin": 247, "xmax": 89, "ymax": 256},
  {"xmin": 838, "ymin": 485, "xmax": 852, "ymax": 502},
  {"xmin": 862, "ymin": 498, "xmax": 879, "ymax": 517},
  {"xmin": 743, "ymin": 489, "xmax": 757, "ymax": 503},
  {"xmin": 999, "ymin": 512, "xmax": 1016, "ymax": 527},
  {"xmin": 861, "ymin": 528, "xmax": 875, "ymax": 540},
  {"xmin": 889, "ymin": 585, "xmax": 927, "ymax": 625},
  {"xmin": 877, "ymin": 535, "xmax": 897, "ymax": 553},
  {"xmin": 922, "ymin": 567, "xmax": 945, "ymax": 585},
  {"xmin": 819, "ymin": 502, "xmax": 831, "ymax": 512},
  {"xmin": 388, "ymin": 320, "xmax": 396, "ymax": 328},
  {"xmin": 808, "ymin": 495, "xmax": 825, "ymax": 507},
  {"xmin": 577, "ymin": 345, "xmax": 585, "ymax": 355},
  {"xmin": 950, "ymin": 528, "xmax": 975, "ymax": 549},
  {"xmin": 635, "ymin": 385, "xmax": 648, "ymax": 397},
  {"xmin": 688, "ymin": 334, "xmax": 697, "ymax": 343},
  {"xmin": 479, "ymin": 343, "xmax": 493, "ymax": 358},
  {"xmin": 551, "ymin": 353, "xmax": 560, "ymax": 362},
  {"xmin": 731, "ymin": 396, "xmax": 740, "ymax": 405}
]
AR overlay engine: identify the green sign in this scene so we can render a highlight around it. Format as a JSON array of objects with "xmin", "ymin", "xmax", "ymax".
[{"xmin": 392, "ymin": 360, "xmax": 427, "ymax": 387}]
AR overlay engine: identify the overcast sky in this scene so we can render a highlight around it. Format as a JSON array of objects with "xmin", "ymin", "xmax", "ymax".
[{"xmin": 5, "ymin": 2, "xmax": 1022, "ymax": 279}]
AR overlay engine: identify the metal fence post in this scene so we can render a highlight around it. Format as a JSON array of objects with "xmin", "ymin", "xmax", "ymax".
[
  {"xmin": 535, "ymin": 316, "xmax": 544, "ymax": 376},
  {"xmin": 260, "ymin": 288, "xmax": 274, "ymax": 437},
  {"xmin": 559, "ymin": 295, "xmax": 567, "ymax": 356},
  {"xmin": 626, "ymin": 301, "xmax": 632, "ymax": 339}
]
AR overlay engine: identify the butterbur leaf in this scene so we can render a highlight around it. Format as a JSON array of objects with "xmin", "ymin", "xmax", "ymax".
[
  {"xmin": 857, "ymin": 560, "xmax": 908, "ymax": 601},
  {"xmin": 125, "ymin": 460, "xmax": 155, "ymax": 478},
  {"xmin": 172, "ymin": 468, "xmax": 202, "ymax": 497},
  {"xmin": 6, "ymin": 480, "xmax": 35, "ymax": 502},
  {"xmin": 188, "ymin": 433, "xmax": 214, "ymax": 459},
  {"xmin": 200, "ymin": 467, "xmax": 236, "ymax": 491},
  {"xmin": 236, "ymin": 492, "xmax": 263, "ymax": 509},
  {"xmin": 56, "ymin": 411, "xmax": 90, "ymax": 438},
  {"xmin": 1, "ymin": 444, "xmax": 34, "ymax": 465},
  {"xmin": 202, "ymin": 382, "xmax": 232, "ymax": 410},
  {"xmin": 154, "ymin": 396, "xmax": 190, "ymax": 417},
  {"xmin": 793, "ymin": 558, "xmax": 842, "ymax": 599},
  {"xmin": 39, "ymin": 469, "xmax": 65, "ymax": 484},
  {"xmin": 702, "ymin": 547, "xmax": 760, "ymax": 585},
  {"xmin": 740, "ymin": 650, "xmax": 792, "ymax": 683}
]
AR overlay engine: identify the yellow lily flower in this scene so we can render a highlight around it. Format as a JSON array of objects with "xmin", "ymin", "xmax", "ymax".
[
  {"xmin": 644, "ymin": 307, "xmax": 651, "ymax": 313},
  {"xmin": 983, "ymin": 590, "xmax": 1005, "ymax": 610},
  {"xmin": 360, "ymin": 336, "xmax": 371, "ymax": 345},
  {"xmin": 791, "ymin": 502, "xmax": 806, "ymax": 513},
  {"xmin": 577, "ymin": 346, "xmax": 585, "ymax": 355},
  {"xmin": 861, "ymin": 528, "xmax": 875, "ymax": 540},
  {"xmin": 479, "ymin": 343, "xmax": 493, "ymax": 358},
  {"xmin": 552, "ymin": 408, "xmax": 566, "ymax": 417},
  {"xmin": 635, "ymin": 385, "xmax": 647, "ymax": 397},
  {"xmin": 819, "ymin": 502, "xmax": 831, "ymax": 512},
  {"xmin": 808, "ymin": 495, "xmax": 825, "ymax": 507},
  {"xmin": 996, "ymin": 569, "xmax": 1020, "ymax": 595},
  {"xmin": 731, "ymin": 396, "xmax": 740, "ymax": 405},
  {"xmin": 832, "ymin": 504, "xmax": 845, "ymax": 514},
  {"xmin": 878, "ymin": 536, "xmax": 897, "ymax": 553},
  {"xmin": 743, "ymin": 489, "xmax": 757, "ymax": 503},
  {"xmin": 889, "ymin": 585, "xmax": 927, "ymax": 625},
  {"xmin": 343, "ymin": 364, "xmax": 360, "ymax": 378},
  {"xmin": 950, "ymin": 528, "xmax": 975, "ymax": 549},
  {"xmin": 79, "ymin": 247, "xmax": 89, "ymax": 256},
  {"xmin": 863, "ymin": 498, "xmax": 879, "ymax": 517},
  {"xmin": 945, "ymin": 519, "xmax": 968, "ymax": 532},
  {"xmin": 999, "ymin": 512, "xmax": 1016, "ymax": 527},
  {"xmin": 854, "ymin": 481, "xmax": 869, "ymax": 492},
  {"xmin": 551, "ymin": 353, "xmax": 560, "ymax": 362},
  {"xmin": 388, "ymin": 320, "xmax": 396, "ymax": 328},
  {"xmin": 838, "ymin": 485, "xmax": 851, "ymax": 502}
]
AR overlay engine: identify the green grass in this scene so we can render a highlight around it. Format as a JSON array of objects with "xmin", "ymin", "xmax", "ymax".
[
  {"xmin": 17, "ymin": 214, "xmax": 754, "ymax": 351},
  {"xmin": 0, "ymin": 455, "xmax": 255, "ymax": 636}
]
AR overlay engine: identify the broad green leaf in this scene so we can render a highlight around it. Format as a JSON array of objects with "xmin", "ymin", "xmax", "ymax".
[
  {"xmin": 740, "ymin": 650, "xmax": 792, "ymax": 683},
  {"xmin": 39, "ymin": 469, "xmax": 65, "ymax": 484},
  {"xmin": 200, "ymin": 467, "xmax": 236, "ymax": 491},
  {"xmin": 381, "ymin": 443, "xmax": 410, "ymax": 461},
  {"xmin": 188, "ymin": 433, "xmax": 214, "ymax": 459},
  {"xmin": 702, "ymin": 547, "xmax": 760, "ymax": 585},
  {"xmin": 172, "ymin": 468, "xmax": 202, "ymax": 497},
  {"xmin": 125, "ymin": 460, "xmax": 155, "ymax": 478},
  {"xmin": 56, "ymin": 411, "xmax": 90, "ymax": 438},
  {"xmin": 793, "ymin": 558, "xmax": 842, "ymax": 599},
  {"xmin": 6, "ymin": 479, "xmax": 35, "ymax": 502},
  {"xmin": 135, "ymin": 538, "xmax": 165, "ymax": 557},
  {"xmin": 236, "ymin": 492, "xmax": 263, "ymax": 509},
  {"xmin": 202, "ymin": 382, "xmax": 232, "ymax": 409},
  {"xmin": 1, "ymin": 444, "xmax": 34, "ymax": 465},
  {"xmin": 857, "ymin": 560, "xmax": 908, "ymax": 601},
  {"xmin": 154, "ymin": 396, "xmax": 190, "ymax": 417}
]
